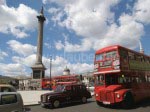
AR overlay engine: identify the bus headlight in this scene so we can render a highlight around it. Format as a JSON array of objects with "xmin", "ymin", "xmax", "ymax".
[{"xmin": 116, "ymin": 93, "xmax": 120, "ymax": 98}]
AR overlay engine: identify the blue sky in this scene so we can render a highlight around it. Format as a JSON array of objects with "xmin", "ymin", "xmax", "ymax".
[{"xmin": 0, "ymin": 0, "xmax": 150, "ymax": 77}]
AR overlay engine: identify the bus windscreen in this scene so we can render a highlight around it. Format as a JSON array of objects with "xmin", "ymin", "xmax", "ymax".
[
  {"xmin": 95, "ymin": 54, "xmax": 104, "ymax": 61},
  {"xmin": 95, "ymin": 74, "xmax": 104, "ymax": 86},
  {"xmin": 95, "ymin": 51, "xmax": 117, "ymax": 61}
]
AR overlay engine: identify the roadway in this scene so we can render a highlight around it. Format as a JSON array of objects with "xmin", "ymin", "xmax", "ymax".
[{"xmin": 27, "ymin": 97, "xmax": 150, "ymax": 112}]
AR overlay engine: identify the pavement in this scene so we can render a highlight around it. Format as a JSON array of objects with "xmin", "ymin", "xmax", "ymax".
[{"xmin": 18, "ymin": 90, "xmax": 53, "ymax": 106}]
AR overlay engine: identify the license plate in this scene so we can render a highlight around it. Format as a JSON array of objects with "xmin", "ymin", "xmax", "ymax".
[{"xmin": 103, "ymin": 101, "xmax": 110, "ymax": 104}]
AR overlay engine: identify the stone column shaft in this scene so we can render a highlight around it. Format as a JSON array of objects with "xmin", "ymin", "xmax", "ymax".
[{"xmin": 36, "ymin": 19, "xmax": 44, "ymax": 64}]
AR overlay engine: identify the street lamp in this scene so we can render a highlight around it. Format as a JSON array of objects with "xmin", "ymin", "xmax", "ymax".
[{"xmin": 50, "ymin": 55, "xmax": 52, "ymax": 90}]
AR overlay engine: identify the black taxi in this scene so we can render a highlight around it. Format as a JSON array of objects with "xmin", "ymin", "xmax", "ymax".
[{"xmin": 40, "ymin": 84, "xmax": 92, "ymax": 108}]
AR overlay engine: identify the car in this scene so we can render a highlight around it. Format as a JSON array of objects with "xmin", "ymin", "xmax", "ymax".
[
  {"xmin": 40, "ymin": 84, "xmax": 92, "ymax": 108},
  {"xmin": 0, "ymin": 92, "xmax": 31, "ymax": 112},
  {"xmin": 0, "ymin": 84, "xmax": 16, "ymax": 92}
]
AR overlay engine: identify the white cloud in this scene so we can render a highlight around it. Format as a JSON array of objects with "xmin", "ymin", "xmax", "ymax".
[
  {"xmin": 12, "ymin": 55, "xmax": 68, "ymax": 76},
  {"xmin": 44, "ymin": 42, "xmax": 51, "ymax": 49},
  {"xmin": 47, "ymin": 0, "xmax": 120, "ymax": 37},
  {"xmin": 0, "ymin": 0, "xmax": 6, "ymax": 6},
  {"xmin": 49, "ymin": 9, "xmax": 64, "ymax": 27},
  {"xmin": 7, "ymin": 40, "xmax": 36, "ymax": 56},
  {"xmin": 126, "ymin": 3, "xmax": 132, "ymax": 11},
  {"xmin": 94, "ymin": 14, "xmax": 144, "ymax": 49},
  {"xmin": 48, "ymin": 7, "xmax": 60, "ymax": 14},
  {"xmin": 12, "ymin": 54, "xmax": 36, "ymax": 67},
  {"xmin": 133, "ymin": 0, "xmax": 150, "ymax": 24},
  {"xmin": 43, "ymin": 0, "xmax": 75, "ymax": 6},
  {"xmin": 0, "ymin": 50, "xmax": 8, "ymax": 60},
  {"xmin": 64, "ymin": 39, "xmax": 92, "ymax": 52},
  {"xmin": 3, "ymin": 54, "xmax": 36, "ymax": 76},
  {"xmin": 0, "ymin": 63, "xmax": 27, "ymax": 76},
  {"xmin": 55, "ymin": 33, "xmax": 93, "ymax": 52},
  {"xmin": 43, "ymin": 56, "xmax": 68, "ymax": 68},
  {"xmin": 68, "ymin": 63, "xmax": 93, "ymax": 74},
  {"xmin": 47, "ymin": 0, "xmax": 147, "ymax": 52},
  {"xmin": 43, "ymin": 56, "xmax": 93, "ymax": 76},
  {"xmin": 0, "ymin": 3, "xmax": 38, "ymax": 38},
  {"xmin": 55, "ymin": 40, "xmax": 64, "ymax": 50},
  {"xmin": 43, "ymin": 0, "xmax": 48, "ymax": 4},
  {"xmin": 11, "ymin": 54, "xmax": 93, "ymax": 76}
]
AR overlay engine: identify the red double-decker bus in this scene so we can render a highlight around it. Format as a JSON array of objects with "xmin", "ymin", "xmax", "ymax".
[
  {"xmin": 94, "ymin": 45, "xmax": 150, "ymax": 108},
  {"xmin": 42, "ymin": 75, "xmax": 80, "ymax": 90}
]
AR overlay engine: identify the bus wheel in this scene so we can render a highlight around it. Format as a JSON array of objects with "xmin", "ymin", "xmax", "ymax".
[
  {"xmin": 52, "ymin": 100, "xmax": 60, "ymax": 108},
  {"xmin": 122, "ymin": 93, "xmax": 134, "ymax": 109}
]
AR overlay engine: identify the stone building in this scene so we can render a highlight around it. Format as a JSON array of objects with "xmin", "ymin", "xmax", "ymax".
[
  {"xmin": 0, "ymin": 75, "xmax": 19, "ymax": 89},
  {"xmin": 63, "ymin": 67, "xmax": 71, "ymax": 75}
]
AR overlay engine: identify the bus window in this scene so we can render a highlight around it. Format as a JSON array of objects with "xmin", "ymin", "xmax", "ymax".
[
  {"xmin": 118, "ymin": 75, "xmax": 126, "ymax": 84},
  {"xmin": 128, "ymin": 52, "xmax": 135, "ymax": 60},
  {"xmin": 120, "ymin": 49, "xmax": 128, "ymax": 59},
  {"xmin": 95, "ymin": 54, "xmax": 104, "ymax": 61},
  {"xmin": 145, "ymin": 58, "xmax": 150, "ymax": 63},
  {"xmin": 106, "ymin": 51, "xmax": 117, "ymax": 59},
  {"xmin": 95, "ymin": 75, "xmax": 104, "ymax": 86},
  {"xmin": 131, "ymin": 76, "xmax": 139, "ymax": 83},
  {"xmin": 125, "ymin": 76, "xmax": 131, "ymax": 83},
  {"xmin": 105, "ymin": 74, "xmax": 118, "ymax": 85},
  {"xmin": 148, "ymin": 76, "xmax": 150, "ymax": 82},
  {"xmin": 136, "ymin": 77, "xmax": 140, "ymax": 83},
  {"xmin": 135, "ymin": 55, "xmax": 143, "ymax": 62},
  {"xmin": 139, "ymin": 76, "xmax": 146, "ymax": 82}
]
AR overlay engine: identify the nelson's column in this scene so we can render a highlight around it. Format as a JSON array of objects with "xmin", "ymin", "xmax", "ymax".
[{"xmin": 31, "ymin": 7, "xmax": 46, "ymax": 79}]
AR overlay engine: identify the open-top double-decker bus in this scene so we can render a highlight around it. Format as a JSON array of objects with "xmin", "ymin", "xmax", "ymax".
[{"xmin": 94, "ymin": 45, "xmax": 150, "ymax": 108}]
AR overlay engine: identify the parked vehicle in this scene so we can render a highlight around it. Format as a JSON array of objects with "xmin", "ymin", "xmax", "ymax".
[
  {"xmin": 40, "ymin": 84, "xmax": 92, "ymax": 108},
  {"xmin": 0, "ymin": 84, "xmax": 16, "ymax": 92},
  {"xmin": 0, "ymin": 92, "xmax": 31, "ymax": 112}
]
